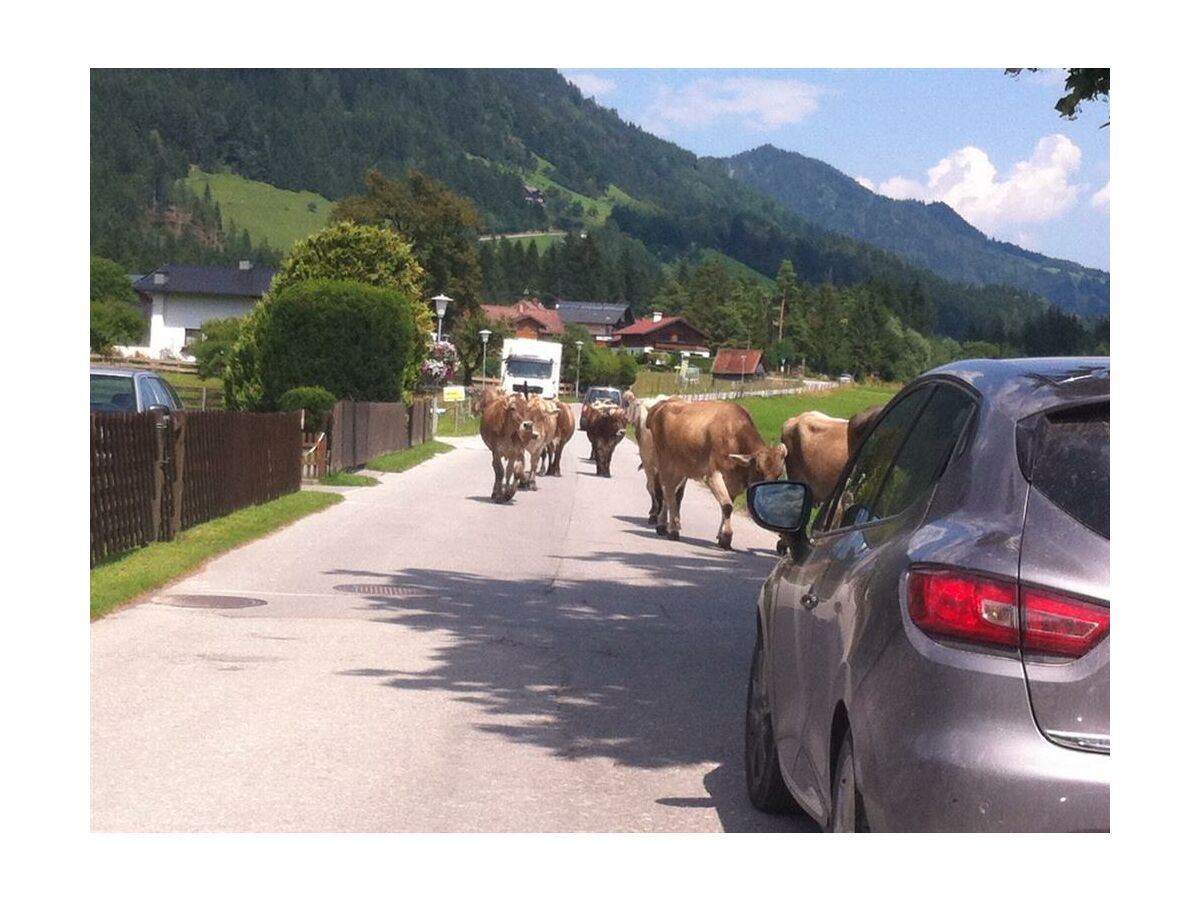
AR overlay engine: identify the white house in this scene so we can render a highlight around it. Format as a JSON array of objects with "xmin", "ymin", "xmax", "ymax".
[{"xmin": 129, "ymin": 261, "xmax": 276, "ymax": 357}]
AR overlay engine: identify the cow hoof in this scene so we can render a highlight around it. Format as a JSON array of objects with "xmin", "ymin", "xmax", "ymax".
[
  {"xmin": 668, "ymin": 531, "xmax": 681, "ymax": 541},
  {"xmin": 718, "ymin": 536, "xmax": 733, "ymax": 551},
  {"xmin": 655, "ymin": 525, "xmax": 667, "ymax": 536},
  {"xmin": 648, "ymin": 513, "xmax": 658, "ymax": 524}
]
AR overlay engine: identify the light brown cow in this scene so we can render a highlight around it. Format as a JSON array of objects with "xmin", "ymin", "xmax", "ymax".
[
  {"xmin": 629, "ymin": 394, "xmax": 685, "ymax": 523},
  {"xmin": 647, "ymin": 400, "xmax": 787, "ymax": 549},
  {"xmin": 779, "ymin": 404, "xmax": 884, "ymax": 505},
  {"xmin": 519, "ymin": 395, "xmax": 560, "ymax": 490},
  {"xmin": 480, "ymin": 392, "xmax": 537, "ymax": 502},
  {"xmin": 584, "ymin": 402, "xmax": 627, "ymax": 477},
  {"xmin": 541, "ymin": 401, "xmax": 575, "ymax": 477}
]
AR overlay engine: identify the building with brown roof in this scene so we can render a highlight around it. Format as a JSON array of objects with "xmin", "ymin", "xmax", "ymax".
[
  {"xmin": 612, "ymin": 312, "xmax": 709, "ymax": 356},
  {"xmin": 711, "ymin": 348, "xmax": 766, "ymax": 380},
  {"xmin": 481, "ymin": 298, "xmax": 565, "ymax": 340}
]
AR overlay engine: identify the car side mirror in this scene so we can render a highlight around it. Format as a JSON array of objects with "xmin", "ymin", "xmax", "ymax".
[{"xmin": 748, "ymin": 481, "xmax": 813, "ymax": 540}]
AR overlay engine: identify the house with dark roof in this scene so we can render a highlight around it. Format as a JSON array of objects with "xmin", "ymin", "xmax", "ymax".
[
  {"xmin": 612, "ymin": 312, "xmax": 710, "ymax": 356},
  {"xmin": 132, "ymin": 261, "xmax": 276, "ymax": 356},
  {"xmin": 553, "ymin": 300, "xmax": 634, "ymax": 343},
  {"xmin": 711, "ymin": 348, "xmax": 766, "ymax": 380},
  {"xmin": 481, "ymin": 298, "xmax": 565, "ymax": 340}
]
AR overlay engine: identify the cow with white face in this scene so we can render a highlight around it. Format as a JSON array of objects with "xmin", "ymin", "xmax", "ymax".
[{"xmin": 480, "ymin": 391, "xmax": 539, "ymax": 502}]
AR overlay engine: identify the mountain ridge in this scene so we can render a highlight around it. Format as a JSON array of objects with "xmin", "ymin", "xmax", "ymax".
[{"xmin": 719, "ymin": 143, "xmax": 1108, "ymax": 317}]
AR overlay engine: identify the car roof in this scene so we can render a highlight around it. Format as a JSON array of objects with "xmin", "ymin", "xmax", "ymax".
[
  {"xmin": 923, "ymin": 357, "xmax": 1109, "ymax": 420},
  {"xmin": 91, "ymin": 367, "xmax": 149, "ymax": 378}
]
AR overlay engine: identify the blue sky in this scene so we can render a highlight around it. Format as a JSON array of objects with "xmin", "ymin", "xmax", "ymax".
[{"xmin": 559, "ymin": 68, "xmax": 1110, "ymax": 271}]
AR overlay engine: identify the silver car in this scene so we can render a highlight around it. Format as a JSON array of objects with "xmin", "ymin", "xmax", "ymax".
[{"xmin": 745, "ymin": 358, "xmax": 1109, "ymax": 831}]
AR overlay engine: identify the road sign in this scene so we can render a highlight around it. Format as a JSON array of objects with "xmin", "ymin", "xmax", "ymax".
[{"xmin": 442, "ymin": 385, "xmax": 466, "ymax": 402}]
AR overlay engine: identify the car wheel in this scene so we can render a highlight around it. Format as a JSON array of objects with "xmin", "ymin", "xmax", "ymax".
[
  {"xmin": 829, "ymin": 733, "xmax": 870, "ymax": 832},
  {"xmin": 745, "ymin": 628, "xmax": 797, "ymax": 813}
]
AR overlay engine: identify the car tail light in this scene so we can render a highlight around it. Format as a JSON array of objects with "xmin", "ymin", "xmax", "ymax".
[
  {"xmin": 1019, "ymin": 586, "xmax": 1109, "ymax": 657},
  {"xmin": 908, "ymin": 568, "xmax": 1108, "ymax": 658}
]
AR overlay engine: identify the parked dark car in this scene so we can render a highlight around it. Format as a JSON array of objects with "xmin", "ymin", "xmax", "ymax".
[
  {"xmin": 91, "ymin": 367, "xmax": 184, "ymax": 413},
  {"xmin": 578, "ymin": 386, "xmax": 625, "ymax": 430},
  {"xmin": 745, "ymin": 357, "xmax": 1109, "ymax": 831}
]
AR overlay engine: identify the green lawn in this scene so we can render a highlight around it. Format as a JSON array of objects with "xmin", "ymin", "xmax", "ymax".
[
  {"xmin": 320, "ymin": 472, "xmax": 380, "ymax": 487},
  {"xmin": 90, "ymin": 491, "xmax": 343, "ymax": 620},
  {"xmin": 367, "ymin": 440, "xmax": 455, "ymax": 472},
  {"xmin": 435, "ymin": 405, "xmax": 481, "ymax": 437},
  {"xmin": 736, "ymin": 384, "xmax": 900, "ymax": 443},
  {"xmin": 181, "ymin": 168, "xmax": 333, "ymax": 254}
]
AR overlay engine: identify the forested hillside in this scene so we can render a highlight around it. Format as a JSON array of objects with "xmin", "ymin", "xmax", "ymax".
[
  {"xmin": 722, "ymin": 145, "xmax": 1109, "ymax": 318},
  {"xmin": 90, "ymin": 68, "xmax": 1106, "ymax": 366}
]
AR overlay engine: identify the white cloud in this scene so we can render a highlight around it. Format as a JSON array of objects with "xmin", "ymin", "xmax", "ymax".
[
  {"xmin": 871, "ymin": 135, "xmax": 1084, "ymax": 231},
  {"xmin": 562, "ymin": 71, "xmax": 617, "ymax": 99},
  {"xmin": 644, "ymin": 77, "xmax": 825, "ymax": 134},
  {"xmin": 855, "ymin": 176, "xmax": 876, "ymax": 191},
  {"xmin": 1091, "ymin": 180, "xmax": 1110, "ymax": 210}
]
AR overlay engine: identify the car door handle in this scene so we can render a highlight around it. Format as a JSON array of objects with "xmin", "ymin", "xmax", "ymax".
[{"xmin": 800, "ymin": 592, "xmax": 819, "ymax": 610}]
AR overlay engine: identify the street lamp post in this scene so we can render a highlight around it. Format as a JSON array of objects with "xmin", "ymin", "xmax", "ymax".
[
  {"xmin": 479, "ymin": 329, "xmax": 492, "ymax": 382},
  {"xmin": 432, "ymin": 293, "xmax": 453, "ymax": 342},
  {"xmin": 574, "ymin": 340, "xmax": 583, "ymax": 399}
]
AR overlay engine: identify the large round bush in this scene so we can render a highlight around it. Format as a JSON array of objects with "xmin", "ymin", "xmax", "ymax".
[{"xmin": 259, "ymin": 280, "xmax": 416, "ymax": 405}]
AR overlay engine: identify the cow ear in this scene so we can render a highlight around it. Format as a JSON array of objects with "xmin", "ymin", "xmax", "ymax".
[
  {"xmin": 728, "ymin": 453, "xmax": 753, "ymax": 467},
  {"xmin": 777, "ymin": 442, "xmax": 788, "ymax": 459}
]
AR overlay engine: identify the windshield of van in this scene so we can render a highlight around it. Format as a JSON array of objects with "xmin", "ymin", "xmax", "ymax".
[{"xmin": 506, "ymin": 357, "xmax": 553, "ymax": 380}]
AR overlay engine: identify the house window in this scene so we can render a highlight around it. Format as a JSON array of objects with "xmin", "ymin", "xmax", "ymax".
[{"xmin": 184, "ymin": 328, "xmax": 202, "ymax": 349}]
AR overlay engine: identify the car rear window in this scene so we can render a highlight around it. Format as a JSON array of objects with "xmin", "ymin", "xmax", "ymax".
[
  {"xmin": 91, "ymin": 374, "xmax": 136, "ymax": 411},
  {"xmin": 1023, "ymin": 403, "xmax": 1109, "ymax": 539}
]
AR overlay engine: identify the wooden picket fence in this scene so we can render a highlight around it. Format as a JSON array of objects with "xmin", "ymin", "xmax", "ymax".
[
  {"xmin": 327, "ymin": 397, "xmax": 433, "ymax": 472},
  {"xmin": 90, "ymin": 410, "xmax": 302, "ymax": 567}
]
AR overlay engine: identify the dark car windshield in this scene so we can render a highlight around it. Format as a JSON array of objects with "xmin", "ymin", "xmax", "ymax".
[
  {"xmin": 1022, "ymin": 402, "xmax": 1109, "ymax": 539},
  {"xmin": 91, "ymin": 374, "xmax": 137, "ymax": 411},
  {"xmin": 587, "ymin": 388, "xmax": 622, "ymax": 405}
]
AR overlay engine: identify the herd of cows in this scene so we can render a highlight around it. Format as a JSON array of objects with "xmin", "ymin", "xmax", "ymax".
[{"xmin": 474, "ymin": 385, "xmax": 883, "ymax": 550}]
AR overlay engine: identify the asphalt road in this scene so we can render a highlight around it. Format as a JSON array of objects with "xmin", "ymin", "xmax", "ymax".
[{"xmin": 91, "ymin": 413, "xmax": 818, "ymax": 832}]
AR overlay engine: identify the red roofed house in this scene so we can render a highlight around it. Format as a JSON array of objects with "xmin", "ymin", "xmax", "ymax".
[
  {"xmin": 612, "ymin": 312, "xmax": 709, "ymax": 356},
  {"xmin": 481, "ymin": 298, "xmax": 565, "ymax": 340},
  {"xmin": 711, "ymin": 348, "xmax": 766, "ymax": 380}
]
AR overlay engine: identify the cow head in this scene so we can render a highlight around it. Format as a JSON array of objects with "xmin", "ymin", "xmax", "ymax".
[
  {"xmin": 729, "ymin": 443, "xmax": 788, "ymax": 483},
  {"xmin": 504, "ymin": 394, "xmax": 538, "ymax": 442}
]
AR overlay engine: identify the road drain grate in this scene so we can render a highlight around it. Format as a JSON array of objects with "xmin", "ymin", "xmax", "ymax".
[
  {"xmin": 333, "ymin": 584, "xmax": 419, "ymax": 597},
  {"xmin": 158, "ymin": 595, "xmax": 268, "ymax": 609}
]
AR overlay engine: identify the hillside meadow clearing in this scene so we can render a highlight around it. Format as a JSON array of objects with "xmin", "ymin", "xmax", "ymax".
[{"xmin": 182, "ymin": 168, "xmax": 333, "ymax": 253}]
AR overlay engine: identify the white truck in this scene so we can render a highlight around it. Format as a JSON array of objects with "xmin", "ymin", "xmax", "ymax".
[{"xmin": 500, "ymin": 337, "xmax": 563, "ymax": 399}]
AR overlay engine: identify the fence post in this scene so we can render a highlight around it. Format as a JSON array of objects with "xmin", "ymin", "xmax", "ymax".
[
  {"xmin": 169, "ymin": 413, "xmax": 187, "ymax": 540},
  {"xmin": 150, "ymin": 413, "xmax": 166, "ymax": 542}
]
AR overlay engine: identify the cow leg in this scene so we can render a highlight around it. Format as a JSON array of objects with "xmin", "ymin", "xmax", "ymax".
[
  {"xmin": 649, "ymin": 476, "xmax": 662, "ymax": 523},
  {"xmin": 708, "ymin": 470, "xmax": 736, "ymax": 550},
  {"xmin": 659, "ymin": 470, "xmax": 683, "ymax": 540},
  {"xmin": 491, "ymin": 452, "xmax": 505, "ymax": 502}
]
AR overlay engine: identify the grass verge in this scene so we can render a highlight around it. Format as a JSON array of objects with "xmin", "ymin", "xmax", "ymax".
[
  {"xmin": 91, "ymin": 491, "xmax": 343, "ymax": 621},
  {"xmin": 367, "ymin": 440, "xmax": 455, "ymax": 472},
  {"xmin": 319, "ymin": 472, "xmax": 380, "ymax": 487}
]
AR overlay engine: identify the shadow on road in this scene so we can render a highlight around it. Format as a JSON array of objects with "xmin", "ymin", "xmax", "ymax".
[{"xmin": 325, "ymin": 545, "xmax": 817, "ymax": 832}]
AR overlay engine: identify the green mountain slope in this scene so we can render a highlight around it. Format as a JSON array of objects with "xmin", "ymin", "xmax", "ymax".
[
  {"xmin": 91, "ymin": 68, "xmax": 1077, "ymax": 342},
  {"xmin": 182, "ymin": 168, "xmax": 333, "ymax": 253},
  {"xmin": 722, "ymin": 144, "xmax": 1108, "ymax": 317}
]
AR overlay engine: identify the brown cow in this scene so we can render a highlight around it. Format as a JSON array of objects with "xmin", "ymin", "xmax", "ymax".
[
  {"xmin": 474, "ymin": 384, "xmax": 505, "ymax": 415},
  {"xmin": 541, "ymin": 400, "xmax": 575, "ymax": 477},
  {"xmin": 585, "ymin": 402, "xmax": 627, "ymax": 477},
  {"xmin": 630, "ymin": 394, "xmax": 685, "ymax": 523},
  {"xmin": 480, "ymin": 392, "xmax": 538, "ymax": 502},
  {"xmin": 519, "ymin": 395, "xmax": 560, "ymax": 490},
  {"xmin": 779, "ymin": 404, "xmax": 884, "ymax": 505},
  {"xmin": 647, "ymin": 400, "xmax": 787, "ymax": 549}
]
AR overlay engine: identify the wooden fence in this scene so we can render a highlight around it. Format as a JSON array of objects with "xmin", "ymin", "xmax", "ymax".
[
  {"xmin": 91, "ymin": 410, "xmax": 302, "ymax": 567},
  {"xmin": 327, "ymin": 397, "xmax": 433, "ymax": 472}
]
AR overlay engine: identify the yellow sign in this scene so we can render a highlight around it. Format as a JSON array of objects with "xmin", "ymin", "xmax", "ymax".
[{"xmin": 442, "ymin": 385, "xmax": 466, "ymax": 402}]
